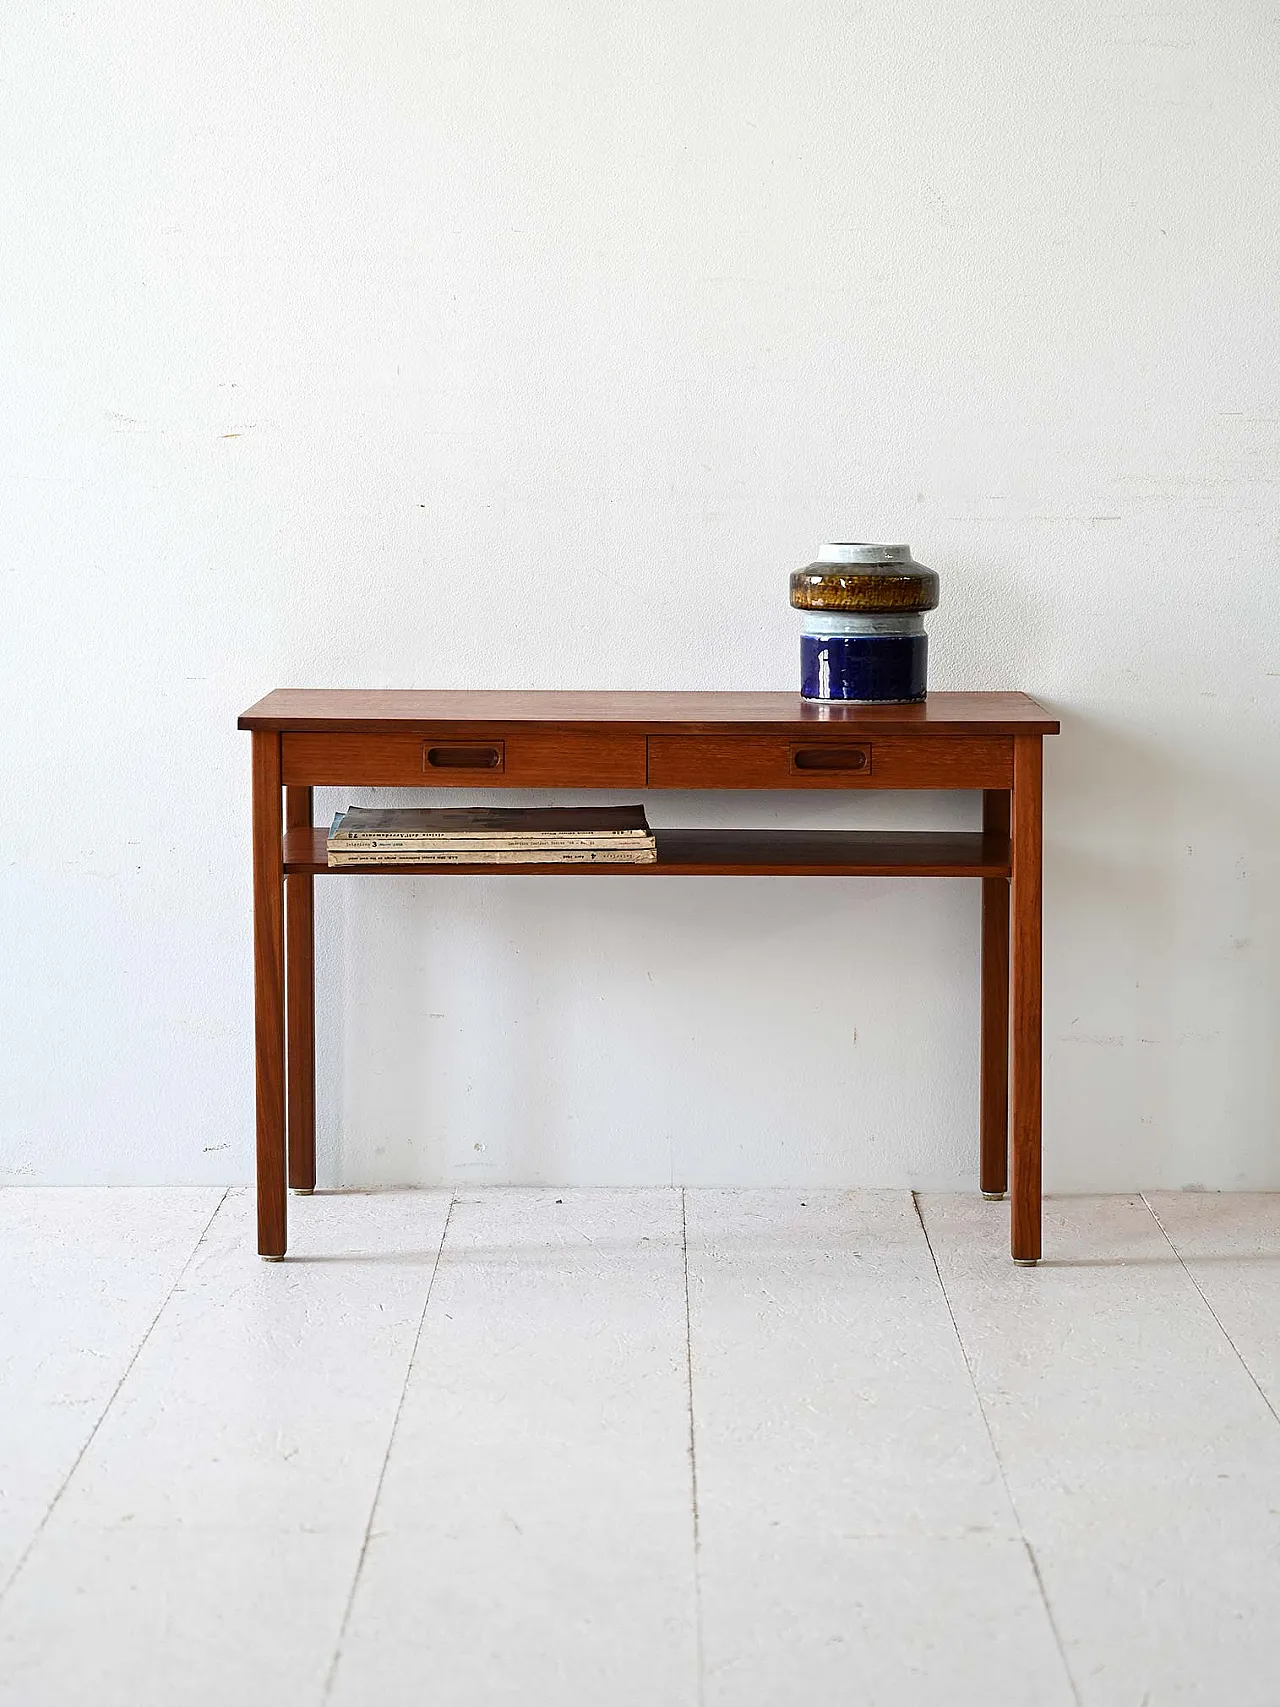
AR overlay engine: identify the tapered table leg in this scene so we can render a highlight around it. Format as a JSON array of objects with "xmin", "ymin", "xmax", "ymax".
[
  {"xmin": 1010, "ymin": 737, "xmax": 1043, "ymax": 1264},
  {"xmin": 252, "ymin": 732, "xmax": 287, "ymax": 1258},
  {"xmin": 980, "ymin": 791, "xmax": 1011, "ymax": 1199},
  {"xmin": 286, "ymin": 787, "xmax": 316, "ymax": 1195}
]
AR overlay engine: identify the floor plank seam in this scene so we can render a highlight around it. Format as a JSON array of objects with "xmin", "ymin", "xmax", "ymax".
[
  {"xmin": 1140, "ymin": 1192, "xmax": 1280, "ymax": 1433},
  {"xmin": 680, "ymin": 1188, "xmax": 705, "ymax": 1707},
  {"xmin": 321, "ymin": 1189, "xmax": 457, "ymax": 1703},
  {"xmin": 0, "ymin": 1185, "xmax": 231, "ymax": 1611},
  {"xmin": 910, "ymin": 1192, "xmax": 1083, "ymax": 1707}
]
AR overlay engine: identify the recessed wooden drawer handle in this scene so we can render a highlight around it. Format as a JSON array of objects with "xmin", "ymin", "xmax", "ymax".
[
  {"xmin": 424, "ymin": 743, "xmax": 504, "ymax": 770},
  {"xmin": 790, "ymin": 745, "xmax": 871, "ymax": 773}
]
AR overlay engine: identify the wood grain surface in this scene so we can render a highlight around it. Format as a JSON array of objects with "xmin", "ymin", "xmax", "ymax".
[
  {"xmin": 284, "ymin": 825, "xmax": 1012, "ymax": 878},
  {"xmin": 980, "ymin": 790, "xmax": 1012, "ymax": 1199},
  {"xmin": 251, "ymin": 732, "xmax": 286, "ymax": 1257},
  {"xmin": 240, "ymin": 688, "xmax": 1059, "ymax": 736},
  {"xmin": 646, "ymin": 733, "xmax": 1012, "ymax": 789},
  {"xmin": 284, "ymin": 787, "xmax": 315, "ymax": 1196},
  {"xmin": 1010, "ymin": 737, "xmax": 1044, "ymax": 1263}
]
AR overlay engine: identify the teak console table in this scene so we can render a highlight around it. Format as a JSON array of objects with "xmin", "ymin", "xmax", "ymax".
[{"xmin": 238, "ymin": 690, "xmax": 1059, "ymax": 1263}]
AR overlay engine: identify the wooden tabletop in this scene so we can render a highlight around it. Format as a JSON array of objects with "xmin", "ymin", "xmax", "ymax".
[{"xmin": 238, "ymin": 690, "xmax": 1058, "ymax": 736}]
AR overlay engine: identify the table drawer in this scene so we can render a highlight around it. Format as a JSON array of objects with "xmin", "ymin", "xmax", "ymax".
[
  {"xmin": 645, "ymin": 734, "xmax": 1012, "ymax": 789},
  {"xmin": 281, "ymin": 730, "xmax": 647, "ymax": 787}
]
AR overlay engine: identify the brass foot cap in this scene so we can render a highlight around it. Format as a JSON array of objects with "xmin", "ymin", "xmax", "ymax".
[
  {"xmin": 1012, "ymin": 1257, "xmax": 1039, "ymax": 1266},
  {"xmin": 291, "ymin": 1188, "xmax": 314, "ymax": 1195},
  {"xmin": 982, "ymin": 1191, "xmax": 1007, "ymax": 1201},
  {"xmin": 260, "ymin": 1254, "xmax": 286, "ymax": 1262}
]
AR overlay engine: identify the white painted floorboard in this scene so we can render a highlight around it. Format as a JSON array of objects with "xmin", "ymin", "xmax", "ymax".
[
  {"xmin": 3, "ymin": 1187, "xmax": 1280, "ymax": 1706},
  {"xmin": 327, "ymin": 1188, "xmax": 697, "ymax": 1707},
  {"xmin": 919, "ymin": 1192, "xmax": 1280, "ymax": 1707},
  {"xmin": 686, "ymin": 1190, "xmax": 1074, "ymax": 1706},
  {"xmin": 1144, "ymin": 1192, "xmax": 1280, "ymax": 1421},
  {"xmin": 0, "ymin": 1187, "xmax": 224, "ymax": 1593},
  {"xmin": 0, "ymin": 1188, "xmax": 453, "ymax": 1707}
]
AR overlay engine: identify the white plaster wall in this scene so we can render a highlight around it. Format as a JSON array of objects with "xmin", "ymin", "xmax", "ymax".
[{"xmin": 2, "ymin": 1, "xmax": 1278, "ymax": 1190}]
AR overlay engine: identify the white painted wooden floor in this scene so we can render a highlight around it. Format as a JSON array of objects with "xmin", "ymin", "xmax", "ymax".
[{"xmin": 2, "ymin": 1189, "xmax": 1279, "ymax": 1706}]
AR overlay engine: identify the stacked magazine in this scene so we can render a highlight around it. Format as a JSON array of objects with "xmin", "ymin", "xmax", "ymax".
[{"xmin": 327, "ymin": 804, "xmax": 658, "ymax": 867}]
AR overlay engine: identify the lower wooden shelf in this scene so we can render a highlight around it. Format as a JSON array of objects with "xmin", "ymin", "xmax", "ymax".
[{"xmin": 284, "ymin": 827, "xmax": 1010, "ymax": 878}]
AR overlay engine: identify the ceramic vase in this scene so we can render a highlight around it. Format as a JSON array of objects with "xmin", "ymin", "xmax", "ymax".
[{"xmin": 790, "ymin": 543, "xmax": 938, "ymax": 703}]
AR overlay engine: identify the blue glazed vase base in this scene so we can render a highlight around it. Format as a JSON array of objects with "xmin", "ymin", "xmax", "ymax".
[{"xmin": 799, "ymin": 632, "xmax": 928, "ymax": 703}]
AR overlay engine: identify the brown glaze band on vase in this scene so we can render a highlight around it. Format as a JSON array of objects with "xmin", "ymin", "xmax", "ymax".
[{"xmin": 790, "ymin": 543, "xmax": 939, "ymax": 614}]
